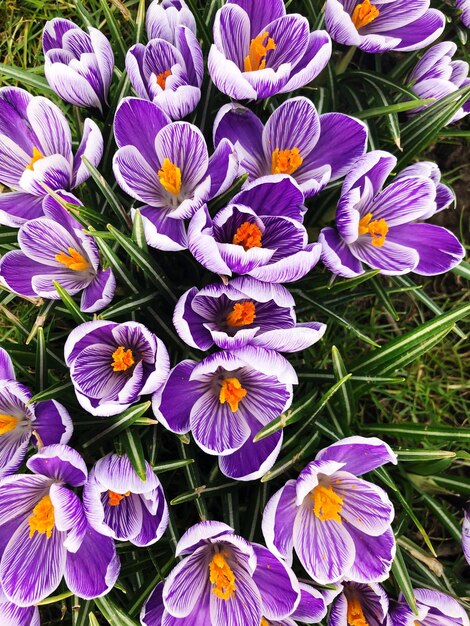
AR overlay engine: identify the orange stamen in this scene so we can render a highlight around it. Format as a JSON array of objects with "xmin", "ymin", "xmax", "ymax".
[
  {"xmin": 26, "ymin": 146, "xmax": 44, "ymax": 171},
  {"xmin": 156, "ymin": 69, "xmax": 172, "ymax": 89},
  {"xmin": 55, "ymin": 247, "xmax": 90, "ymax": 271},
  {"xmin": 226, "ymin": 302, "xmax": 256, "ymax": 327},
  {"xmin": 358, "ymin": 212, "xmax": 388, "ymax": 247},
  {"xmin": 312, "ymin": 484, "xmax": 344, "ymax": 522},
  {"xmin": 0, "ymin": 414, "xmax": 18, "ymax": 436},
  {"xmin": 232, "ymin": 221, "xmax": 262, "ymax": 250},
  {"xmin": 244, "ymin": 32, "xmax": 276, "ymax": 72},
  {"xmin": 271, "ymin": 148, "xmax": 303, "ymax": 175},
  {"xmin": 158, "ymin": 158, "xmax": 182, "ymax": 196},
  {"xmin": 347, "ymin": 597, "xmax": 369, "ymax": 626},
  {"xmin": 219, "ymin": 377, "xmax": 247, "ymax": 412},
  {"xmin": 351, "ymin": 0, "xmax": 380, "ymax": 29},
  {"xmin": 209, "ymin": 552, "xmax": 236, "ymax": 600},
  {"xmin": 111, "ymin": 346, "xmax": 135, "ymax": 372},
  {"xmin": 108, "ymin": 490, "xmax": 131, "ymax": 506},
  {"xmin": 28, "ymin": 495, "xmax": 54, "ymax": 539}
]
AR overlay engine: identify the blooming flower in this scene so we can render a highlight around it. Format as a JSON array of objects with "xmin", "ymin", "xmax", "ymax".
[
  {"xmin": 43, "ymin": 18, "xmax": 114, "ymax": 113},
  {"xmin": 65, "ymin": 320, "xmax": 170, "ymax": 416},
  {"xmin": 457, "ymin": 0, "xmax": 470, "ymax": 27},
  {"xmin": 0, "ymin": 86, "xmax": 103, "ymax": 227},
  {"xmin": 126, "ymin": 2, "xmax": 203, "ymax": 120},
  {"xmin": 0, "ymin": 191, "xmax": 115, "ymax": 313},
  {"xmin": 188, "ymin": 176, "xmax": 321, "ymax": 283},
  {"xmin": 319, "ymin": 151, "xmax": 465, "ymax": 278},
  {"xmin": 0, "ymin": 347, "xmax": 72, "ymax": 479},
  {"xmin": 214, "ymin": 97, "xmax": 368, "ymax": 197},
  {"xmin": 152, "ymin": 346, "xmax": 297, "ymax": 480},
  {"xmin": 174, "ymin": 276, "xmax": 326, "ymax": 352},
  {"xmin": 262, "ymin": 436, "xmax": 397, "ymax": 584},
  {"xmin": 84, "ymin": 452, "xmax": 168, "ymax": 547},
  {"xmin": 389, "ymin": 588, "xmax": 469, "ymax": 626},
  {"xmin": 0, "ymin": 444, "xmax": 120, "ymax": 606},
  {"xmin": 407, "ymin": 42, "xmax": 470, "ymax": 125},
  {"xmin": 143, "ymin": 521, "xmax": 300, "ymax": 626},
  {"xmin": 112, "ymin": 97, "xmax": 238, "ymax": 250},
  {"xmin": 328, "ymin": 582, "xmax": 389, "ymax": 626},
  {"xmin": 463, "ymin": 505, "xmax": 470, "ymax": 565},
  {"xmin": 208, "ymin": 0, "xmax": 331, "ymax": 99},
  {"xmin": 324, "ymin": 0, "xmax": 445, "ymax": 53}
]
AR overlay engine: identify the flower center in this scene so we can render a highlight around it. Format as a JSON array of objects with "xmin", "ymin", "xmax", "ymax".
[
  {"xmin": 158, "ymin": 158, "xmax": 182, "ymax": 196},
  {"xmin": 271, "ymin": 148, "xmax": 303, "ymax": 175},
  {"xmin": 26, "ymin": 146, "xmax": 44, "ymax": 171},
  {"xmin": 108, "ymin": 490, "xmax": 131, "ymax": 506},
  {"xmin": 111, "ymin": 346, "xmax": 135, "ymax": 372},
  {"xmin": 28, "ymin": 495, "xmax": 54, "ymax": 539},
  {"xmin": 351, "ymin": 0, "xmax": 380, "ymax": 29},
  {"xmin": 232, "ymin": 221, "xmax": 262, "ymax": 250},
  {"xmin": 226, "ymin": 302, "xmax": 256, "ymax": 327},
  {"xmin": 261, "ymin": 620, "xmax": 270, "ymax": 626},
  {"xmin": 55, "ymin": 247, "xmax": 90, "ymax": 271},
  {"xmin": 0, "ymin": 414, "xmax": 18, "ymax": 436},
  {"xmin": 156, "ymin": 69, "xmax": 172, "ymax": 89},
  {"xmin": 244, "ymin": 31, "xmax": 276, "ymax": 72},
  {"xmin": 209, "ymin": 552, "xmax": 236, "ymax": 600},
  {"xmin": 347, "ymin": 597, "xmax": 369, "ymax": 626},
  {"xmin": 219, "ymin": 377, "xmax": 247, "ymax": 412},
  {"xmin": 312, "ymin": 484, "xmax": 343, "ymax": 522},
  {"xmin": 358, "ymin": 213, "xmax": 389, "ymax": 247}
]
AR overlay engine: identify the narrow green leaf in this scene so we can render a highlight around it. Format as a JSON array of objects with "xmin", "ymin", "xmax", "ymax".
[
  {"xmin": 419, "ymin": 493, "xmax": 462, "ymax": 544},
  {"xmin": 208, "ymin": 174, "xmax": 249, "ymax": 214},
  {"xmin": 331, "ymin": 346, "xmax": 354, "ymax": 428},
  {"xmin": 363, "ymin": 423, "xmax": 470, "ymax": 442},
  {"xmin": 88, "ymin": 612, "xmax": 100, "ymax": 626},
  {"xmin": 372, "ymin": 276, "xmax": 399, "ymax": 321},
  {"xmin": 170, "ymin": 481, "xmax": 237, "ymax": 505},
  {"xmin": 392, "ymin": 544, "xmax": 418, "ymax": 615},
  {"xmin": 393, "ymin": 487, "xmax": 436, "ymax": 556},
  {"xmin": 35, "ymin": 327, "xmax": 48, "ymax": 392},
  {"xmin": 120, "ymin": 429, "xmax": 147, "ymax": 481},
  {"xmin": 452, "ymin": 259, "xmax": 470, "ymax": 280},
  {"xmin": 185, "ymin": 0, "xmax": 212, "ymax": 49},
  {"xmin": 91, "ymin": 229, "xmax": 138, "ymax": 294},
  {"xmin": 72, "ymin": 597, "xmax": 93, "ymax": 626},
  {"xmin": 94, "ymin": 596, "xmax": 140, "ymax": 626},
  {"xmin": 82, "ymin": 157, "xmax": 131, "ymax": 228},
  {"xmin": 341, "ymin": 70, "xmax": 423, "ymax": 100},
  {"xmin": 429, "ymin": 474, "xmax": 470, "ymax": 496},
  {"xmin": 99, "ymin": 290, "xmax": 158, "ymax": 319},
  {"xmin": 132, "ymin": 209, "xmax": 148, "ymax": 253},
  {"xmin": 37, "ymin": 590, "xmax": 73, "ymax": 605},
  {"xmin": 82, "ymin": 402, "xmax": 151, "ymax": 450},
  {"xmin": 53, "ymin": 281, "xmax": 88, "ymax": 324},
  {"xmin": 261, "ymin": 431, "xmax": 321, "ymax": 482},
  {"xmin": 395, "ymin": 449, "xmax": 456, "ymax": 462},
  {"xmin": 30, "ymin": 380, "xmax": 73, "ymax": 403},
  {"xmin": 98, "ymin": 0, "xmax": 128, "ymax": 61},
  {"xmin": 135, "ymin": 0, "xmax": 146, "ymax": 43},
  {"xmin": 152, "ymin": 458, "xmax": 195, "ymax": 473},
  {"xmin": 355, "ymin": 97, "xmax": 434, "ymax": 119},
  {"xmin": 299, "ymin": 270, "xmax": 380, "ymax": 297},
  {"xmin": 0, "ymin": 63, "xmax": 54, "ymax": 94}
]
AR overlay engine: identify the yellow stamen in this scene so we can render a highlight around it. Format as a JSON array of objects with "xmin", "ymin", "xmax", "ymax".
[
  {"xmin": 351, "ymin": 0, "xmax": 380, "ymax": 30},
  {"xmin": 0, "ymin": 414, "xmax": 18, "ymax": 436},
  {"xmin": 26, "ymin": 146, "xmax": 44, "ymax": 171},
  {"xmin": 358, "ymin": 212, "xmax": 389, "ymax": 247},
  {"xmin": 28, "ymin": 495, "xmax": 54, "ymax": 539},
  {"xmin": 347, "ymin": 597, "xmax": 369, "ymax": 626},
  {"xmin": 232, "ymin": 221, "xmax": 262, "ymax": 250},
  {"xmin": 261, "ymin": 619, "xmax": 270, "ymax": 626},
  {"xmin": 271, "ymin": 148, "xmax": 303, "ymax": 175},
  {"xmin": 209, "ymin": 552, "xmax": 236, "ymax": 600},
  {"xmin": 156, "ymin": 69, "xmax": 172, "ymax": 90},
  {"xmin": 312, "ymin": 484, "xmax": 344, "ymax": 522},
  {"xmin": 219, "ymin": 377, "xmax": 247, "ymax": 412},
  {"xmin": 108, "ymin": 490, "xmax": 131, "ymax": 506},
  {"xmin": 111, "ymin": 346, "xmax": 135, "ymax": 372},
  {"xmin": 226, "ymin": 302, "xmax": 256, "ymax": 327},
  {"xmin": 158, "ymin": 158, "xmax": 182, "ymax": 196},
  {"xmin": 55, "ymin": 247, "xmax": 90, "ymax": 271},
  {"xmin": 244, "ymin": 32, "xmax": 276, "ymax": 72}
]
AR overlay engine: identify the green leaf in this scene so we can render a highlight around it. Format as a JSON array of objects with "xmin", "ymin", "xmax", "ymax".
[
  {"xmin": 208, "ymin": 174, "xmax": 249, "ymax": 214},
  {"xmin": 341, "ymin": 70, "xmax": 423, "ymax": 100},
  {"xmin": 185, "ymin": 0, "xmax": 213, "ymax": 49},
  {"xmin": 419, "ymin": 492, "xmax": 462, "ymax": 544},
  {"xmin": 53, "ymin": 281, "xmax": 88, "ymax": 324},
  {"xmin": 261, "ymin": 431, "xmax": 321, "ymax": 482},
  {"xmin": 392, "ymin": 544, "xmax": 418, "ymax": 615},
  {"xmin": 35, "ymin": 327, "xmax": 48, "ymax": 392},
  {"xmin": 170, "ymin": 481, "xmax": 237, "ymax": 505},
  {"xmin": 91, "ymin": 228, "xmax": 138, "ymax": 294},
  {"xmin": 98, "ymin": 0, "xmax": 128, "ymax": 61},
  {"xmin": 395, "ymin": 449, "xmax": 457, "ymax": 462},
  {"xmin": 372, "ymin": 276, "xmax": 399, "ymax": 321},
  {"xmin": 0, "ymin": 63, "xmax": 54, "ymax": 94},
  {"xmin": 363, "ymin": 423, "xmax": 470, "ymax": 442},
  {"xmin": 30, "ymin": 380, "xmax": 73, "ymax": 403},
  {"xmin": 99, "ymin": 290, "xmax": 158, "ymax": 319},
  {"xmin": 120, "ymin": 429, "xmax": 147, "ymax": 481},
  {"xmin": 152, "ymin": 458, "xmax": 195, "ymax": 473},
  {"xmin": 331, "ymin": 346, "xmax": 354, "ymax": 429},
  {"xmin": 94, "ymin": 596, "xmax": 140, "ymax": 626},
  {"xmin": 300, "ymin": 270, "xmax": 380, "ymax": 297},
  {"xmin": 355, "ymin": 97, "xmax": 434, "ymax": 119},
  {"xmin": 81, "ymin": 402, "xmax": 151, "ymax": 450},
  {"xmin": 82, "ymin": 157, "xmax": 131, "ymax": 228},
  {"xmin": 36, "ymin": 590, "xmax": 73, "ymax": 605},
  {"xmin": 452, "ymin": 259, "xmax": 470, "ymax": 280},
  {"xmin": 132, "ymin": 209, "xmax": 148, "ymax": 253}
]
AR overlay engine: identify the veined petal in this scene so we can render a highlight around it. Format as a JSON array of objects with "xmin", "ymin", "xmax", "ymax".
[
  {"xmin": 262, "ymin": 480, "xmax": 297, "ymax": 564},
  {"xmin": 315, "ymin": 436, "xmax": 397, "ymax": 475},
  {"xmin": 27, "ymin": 444, "xmax": 88, "ymax": 487},
  {"xmin": 163, "ymin": 547, "xmax": 210, "ymax": 617},
  {"xmin": 345, "ymin": 525, "xmax": 395, "ymax": 583}
]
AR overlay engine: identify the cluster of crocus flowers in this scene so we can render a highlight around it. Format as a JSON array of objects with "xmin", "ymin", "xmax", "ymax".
[{"xmin": 0, "ymin": 86, "xmax": 103, "ymax": 227}]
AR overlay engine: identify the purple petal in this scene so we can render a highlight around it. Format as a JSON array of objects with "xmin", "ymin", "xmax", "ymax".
[
  {"xmin": 135, "ymin": 206, "xmax": 188, "ymax": 251},
  {"xmin": 0, "ymin": 192, "xmax": 44, "ymax": 228},
  {"xmin": 208, "ymin": 45, "xmax": 257, "ymax": 99},
  {"xmin": 44, "ymin": 59, "xmax": 102, "ymax": 110},
  {"xmin": 345, "ymin": 525, "xmax": 395, "ymax": 583},
  {"xmin": 316, "ymin": 436, "xmax": 397, "ymax": 474},
  {"xmin": 113, "ymin": 144, "xmax": 166, "ymax": 206},
  {"xmin": 350, "ymin": 238, "xmax": 419, "ymax": 276},
  {"xmin": 18, "ymin": 154, "xmax": 72, "ymax": 195},
  {"xmin": 342, "ymin": 150, "xmax": 397, "ymax": 197},
  {"xmin": 280, "ymin": 30, "xmax": 332, "ymax": 93},
  {"xmin": 163, "ymin": 547, "xmax": 210, "ymax": 617},
  {"xmin": 210, "ymin": 560, "xmax": 261, "ymax": 626},
  {"xmin": 262, "ymin": 480, "xmax": 297, "ymax": 564},
  {"xmin": 26, "ymin": 444, "xmax": 87, "ymax": 486},
  {"xmin": 26, "ymin": 96, "xmax": 72, "ymax": 160},
  {"xmin": 232, "ymin": 175, "xmax": 305, "ymax": 221},
  {"xmin": 388, "ymin": 9, "xmax": 446, "ymax": 52},
  {"xmin": 213, "ymin": 3, "xmax": 250, "ymax": 67},
  {"xmin": 251, "ymin": 322, "xmax": 326, "ymax": 353},
  {"xmin": 80, "ymin": 268, "xmax": 116, "ymax": 313},
  {"xmin": 49, "ymin": 483, "xmax": 87, "ymax": 552},
  {"xmin": 0, "ymin": 600, "xmax": 40, "ymax": 626},
  {"xmin": 249, "ymin": 243, "xmax": 321, "ymax": 283},
  {"xmin": 33, "ymin": 399, "xmax": 73, "ymax": 446},
  {"xmin": 371, "ymin": 176, "xmax": 436, "ymax": 225},
  {"xmin": 319, "ymin": 227, "xmax": 364, "ymax": 278},
  {"xmin": 228, "ymin": 0, "xmax": 285, "ymax": 37},
  {"xmin": 152, "ymin": 360, "xmax": 199, "ymax": 434},
  {"xmin": 176, "ymin": 520, "xmax": 234, "ymax": 557},
  {"xmin": 206, "ymin": 138, "xmax": 238, "ymax": 200},
  {"xmin": 293, "ymin": 583, "xmax": 328, "ymax": 622},
  {"xmin": 142, "ymin": 582, "xmax": 165, "ymax": 626},
  {"xmin": 0, "ymin": 349, "xmax": 15, "ymax": 381},
  {"xmin": 463, "ymin": 507, "xmax": 470, "ymax": 566},
  {"xmin": 72, "ymin": 118, "xmax": 103, "ymax": 188}
]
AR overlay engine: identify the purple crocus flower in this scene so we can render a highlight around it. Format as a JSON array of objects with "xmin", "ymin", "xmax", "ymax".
[
  {"xmin": 0, "ymin": 86, "xmax": 103, "ymax": 227},
  {"xmin": 328, "ymin": 582, "xmax": 389, "ymax": 626},
  {"xmin": 153, "ymin": 346, "xmax": 297, "ymax": 481},
  {"xmin": 208, "ymin": 0, "xmax": 331, "ymax": 100},
  {"xmin": 112, "ymin": 97, "xmax": 238, "ymax": 251},
  {"xmin": 457, "ymin": 0, "xmax": 470, "ymax": 27},
  {"xmin": 126, "ymin": 1, "xmax": 203, "ymax": 120},
  {"xmin": 0, "ymin": 444, "xmax": 120, "ymax": 606},
  {"xmin": 174, "ymin": 276, "xmax": 326, "ymax": 352},
  {"xmin": 65, "ymin": 320, "xmax": 170, "ymax": 417},
  {"xmin": 214, "ymin": 97, "xmax": 368, "ymax": 198},
  {"xmin": 407, "ymin": 42, "xmax": 470, "ymax": 124},
  {"xmin": 188, "ymin": 176, "xmax": 321, "ymax": 283},
  {"xmin": 319, "ymin": 151, "xmax": 465, "ymax": 278},
  {"xmin": 463, "ymin": 505, "xmax": 470, "ymax": 565},
  {"xmin": 145, "ymin": 521, "xmax": 300, "ymax": 626},
  {"xmin": 43, "ymin": 18, "xmax": 114, "ymax": 113},
  {"xmin": 0, "ymin": 192, "xmax": 115, "ymax": 313},
  {"xmin": 324, "ymin": 0, "xmax": 445, "ymax": 53},
  {"xmin": 0, "ymin": 591, "xmax": 39, "ymax": 626},
  {"xmin": 0, "ymin": 347, "xmax": 72, "ymax": 479},
  {"xmin": 262, "ymin": 436, "xmax": 397, "ymax": 584},
  {"xmin": 389, "ymin": 588, "xmax": 469, "ymax": 626},
  {"xmin": 83, "ymin": 452, "xmax": 168, "ymax": 547}
]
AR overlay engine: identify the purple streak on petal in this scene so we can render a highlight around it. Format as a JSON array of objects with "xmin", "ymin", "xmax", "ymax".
[
  {"xmin": 210, "ymin": 560, "xmax": 261, "ymax": 626},
  {"xmin": 350, "ymin": 238, "xmax": 419, "ymax": 275},
  {"xmin": 346, "ymin": 524, "xmax": 395, "ymax": 583},
  {"xmin": 388, "ymin": 9, "xmax": 445, "ymax": 52},
  {"xmin": 280, "ymin": 30, "xmax": 332, "ymax": 93},
  {"xmin": 19, "ymin": 154, "xmax": 72, "ymax": 195},
  {"xmin": 0, "ymin": 349, "xmax": 15, "ymax": 381},
  {"xmin": 26, "ymin": 96, "xmax": 72, "ymax": 160},
  {"xmin": 142, "ymin": 582, "xmax": 165, "ymax": 626},
  {"xmin": 0, "ymin": 192, "xmax": 44, "ymax": 228},
  {"xmin": 49, "ymin": 483, "xmax": 87, "ymax": 552},
  {"xmin": 33, "ymin": 400, "xmax": 73, "ymax": 446},
  {"xmin": 152, "ymin": 360, "xmax": 199, "ymax": 433},
  {"xmin": 27, "ymin": 444, "xmax": 88, "ymax": 487},
  {"xmin": 113, "ymin": 145, "xmax": 167, "ymax": 206},
  {"xmin": 176, "ymin": 520, "xmax": 234, "ymax": 557},
  {"xmin": 208, "ymin": 45, "xmax": 258, "ymax": 100},
  {"xmin": 80, "ymin": 268, "xmax": 116, "ymax": 313},
  {"xmin": 319, "ymin": 227, "xmax": 364, "ymax": 278},
  {"xmin": 0, "ymin": 599, "xmax": 40, "ymax": 626},
  {"xmin": 206, "ymin": 138, "xmax": 238, "ymax": 200},
  {"xmin": 213, "ymin": 4, "xmax": 250, "ymax": 68},
  {"xmin": 0, "ymin": 474, "xmax": 50, "ymax": 526},
  {"xmin": 228, "ymin": 0, "xmax": 286, "ymax": 37},
  {"xmin": 176, "ymin": 25, "xmax": 203, "ymax": 87},
  {"xmin": 293, "ymin": 582, "xmax": 328, "ymax": 622},
  {"xmin": 249, "ymin": 243, "xmax": 321, "ymax": 283},
  {"xmin": 316, "ymin": 436, "xmax": 397, "ymax": 475},
  {"xmin": 163, "ymin": 546, "xmax": 210, "ymax": 617},
  {"xmin": 232, "ymin": 175, "xmax": 305, "ymax": 221},
  {"xmin": 262, "ymin": 480, "xmax": 297, "ymax": 564}
]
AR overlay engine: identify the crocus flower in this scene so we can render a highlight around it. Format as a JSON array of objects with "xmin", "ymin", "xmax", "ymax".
[
  {"xmin": 84, "ymin": 452, "xmax": 168, "ymax": 547},
  {"xmin": 324, "ymin": 0, "xmax": 445, "ymax": 53},
  {"xmin": 174, "ymin": 276, "xmax": 326, "ymax": 352},
  {"xmin": 65, "ymin": 320, "xmax": 170, "ymax": 417},
  {"xmin": 328, "ymin": 582, "xmax": 389, "ymax": 626},
  {"xmin": 319, "ymin": 151, "xmax": 465, "ymax": 278},
  {"xmin": 457, "ymin": 0, "xmax": 470, "ymax": 27},
  {"xmin": 208, "ymin": 0, "xmax": 331, "ymax": 99},
  {"xmin": 0, "ymin": 192, "xmax": 115, "ymax": 313},
  {"xmin": 262, "ymin": 436, "xmax": 397, "ymax": 584},
  {"xmin": 463, "ymin": 505, "xmax": 470, "ymax": 565},
  {"xmin": 407, "ymin": 42, "xmax": 470, "ymax": 124},
  {"xmin": 112, "ymin": 97, "xmax": 238, "ymax": 251},
  {"xmin": 126, "ymin": 4, "xmax": 203, "ymax": 120},
  {"xmin": 152, "ymin": 346, "xmax": 297, "ymax": 481},
  {"xmin": 0, "ymin": 444, "xmax": 120, "ymax": 606},
  {"xmin": 214, "ymin": 97, "xmax": 368, "ymax": 197},
  {"xmin": 0, "ymin": 86, "xmax": 103, "ymax": 227},
  {"xmin": 43, "ymin": 18, "xmax": 114, "ymax": 113},
  {"xmin": 389, "ymin": 588, "xmax": 469, "ymax": 626},
  {"xmin": 188, "ymin": 176, "xmax": 321, "ymax": 283},
  {"xmin": 0, "ymin": 347, "xmax": 72, "ymax": 479},
  {"xmin": 147, "ymin": 521, "xmax": 300, "ymax": 626}
]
